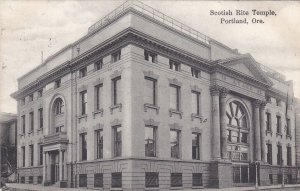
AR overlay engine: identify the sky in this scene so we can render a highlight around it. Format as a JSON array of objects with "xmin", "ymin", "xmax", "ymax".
[{"xmin": 0, "ymin": 0, "xmax": 300, "ymax": 113}]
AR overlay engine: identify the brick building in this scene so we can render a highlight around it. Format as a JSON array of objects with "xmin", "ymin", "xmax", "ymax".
[{"xmin": 11, "ymin": 1, "xmax": 299, "ymax": 190}]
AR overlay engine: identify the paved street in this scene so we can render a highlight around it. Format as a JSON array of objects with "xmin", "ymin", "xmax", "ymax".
[{"xmin": 5, "ymin": 183, "xmax": 300, "ymax": 191}]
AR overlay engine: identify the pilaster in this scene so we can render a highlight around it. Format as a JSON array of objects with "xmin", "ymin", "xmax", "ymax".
[
  {"xmin": 253, "ymin": 99, "xmax": 261, "ymax": 161},
  {"xmin": 210, "ymin": 85, "xmax": 221, "ymax": 160}
]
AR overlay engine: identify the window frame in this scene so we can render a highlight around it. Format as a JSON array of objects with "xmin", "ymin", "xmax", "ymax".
[
  {"xmin": 145, "ymin": 172, "xmax": 159, "ymax": 188},
  {"xmin": 170, "ymin": 84, "xmax": 181, "ymax": 111},
  {"xmin": 144, "ymin": 50, "xmax": 157, "ymax": 63},
  {"xmin": 192, "ymin": 173, "xmax": 203, "ymax": 187},
  {"xmin": 276, "ymin": 115, "xmax": 281, "ymax": 134},
  {"xmin": 95, "ymin": 84, "xmax": 103, "ymax": 111},
  {"xmin": 113, "ymin": 126, "xmax": 122, "ymax": 157},
  {"xmin": 169, "ymin": 60, "xmax": 180, "ymax": 71},
  {"xmin": 21, "ymin": 146, "xmax": 25, "ymax": 167},
  {"xmin": 170, "ymin": 173, "xmax": 182, "ymax": 187},
  {"xmin": 29, "ymin": 144, "xmax": 34, "ymax": 166},
  {"xmin": 145, "ymin": 126, "xmax": 157, "ymax": 157},
  {"xmin": 191, "ymin": 68, "xmax": 200, "ymax": 78},
  {"xmin": 144, "ymin": 77, "xmax": 157, "ymax": 106},
  {"xmin": 80, "ymin": 90, "xmax": 87, "ymax": 115},
  {"xmin": 79, "ymin": 174, "xmax": 87, "ymax": 187},
  {"xmin": 21, "ymin": 115, "xmax": 25, "ymax": 134},
  {"xmin": 29, "ymin": 111, "xmax": 34, "ymax": 132},
  {"xmin": 191, "ymin": 91, "xmax": 201, "ymax": 115},
  {"xmin": 39, "ymin": 144, "xmax": 43, "ymax": 165},
  {"xmin": 112, "ymin": 76, "xmax": 121, "ymax": 106},
  {"xmin": 277, "ymin": 145, "xmax": 282, "ymax": 165},
  {"xmin": 95, "ymin": 129, "xmax": 103, "ymax": 159},
  {"xmin": 267, "ymin": 143, "xmax": 272, "ymax": 165},
  {"xmin": 192, "ymin": 133, "xmax": 201, "ymax": 160},
  {"xmin": 266, "ymin": 112, "xmax": 271, "ymax": 131},
  {"xmin": 170, "ymin": 130, "xmax": 180, "ymax": 159},
  {"xmin": 80, "ymin": 133, "xmax": 87, "ymax": 161},
  {"xmin": 94, "ymin": 59, "xmax": 103, "ymax": 71},
  {"xmin": 111, "ymin": 50, "xmax": 121, "ymax": 63},
  {"xmin": 38, "ymin": 108, "xmax": 43, "ymax": 129},
  {"xmin": 79, "ymin": 67, "xmax": 87, "ymax": 78},
  {"xmin": 111, "ymin": 172, "xmax": 122, "ymax": 188},
  {"xmin": 55, "ymin": 79, "xmax": 61, "ymax": 89},
  {"xmin": 287, "ymin": 146, "xmax": 292, "ymax": 166},
  {"xmin": 94, "ymin": 173, "xmax": 103, "ymax": 188}
]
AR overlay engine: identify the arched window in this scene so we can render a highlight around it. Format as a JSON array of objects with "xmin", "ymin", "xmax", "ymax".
[{"xmin": 54, "ymin": 98, "xmax": 64, "ymax": 115}]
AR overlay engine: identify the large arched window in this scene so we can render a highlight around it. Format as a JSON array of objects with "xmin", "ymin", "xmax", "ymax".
[
  {"xmin": 54, "ymin": 98, "xmax": 64, "ymax": 115},
  {"xmin": 51, "ymin": 97, "xmax": 65, "ymax": 134},
  {"xmin": 226, "ymin": 101, "xmax": 249, "ymax": 161}
]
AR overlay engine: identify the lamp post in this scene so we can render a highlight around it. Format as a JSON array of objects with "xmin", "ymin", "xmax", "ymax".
[{"xmin": 255, "ymin": 161, "xmax": 259, "ymax": 190}]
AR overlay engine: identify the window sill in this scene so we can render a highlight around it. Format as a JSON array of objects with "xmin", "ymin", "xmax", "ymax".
[
  {"xmin": 192, "ymin": 186, "xmax": 204, "ymax": 189},
  {"xmin": 77, "ymin": 114, "xmax": 87, "ymax": 123},
  {"xmin": 144, "ymin": 103, "xmax": 160, "ymax": 114},
  {"xmin": 191, "ymin": 113, "xmax": 203, "ymax": 122},
  {"xmin": 276, "ymin": 132, "xmax": 283, "ymax": 138},
  {"xmin": 110, "ymin": 103, "xmax": 122, "ymax": 114},
  {"xmin": 286, "ymin": 134, "xmax": 292, "ymax": 139},
  {"xmin": 145, "ymin": 187, "xmax": 159, "ymax": 191},
  {"xmin": 93, "ymin": 109, "xmax": 104, "ymax": 118},
  {"xmin": 169, "ymin": 109, "xmax": 183, "ymax": 119},
  {"xmin": 265, "ymin": 130, "xmax": 273, "ymax": 136},
  {"xmin": 170, "ymin": 187, "xmax": 183, "ymax": 190},
  {"xmin": 110, "ymin": 188, "xmax": 122, "ymax": 191}
]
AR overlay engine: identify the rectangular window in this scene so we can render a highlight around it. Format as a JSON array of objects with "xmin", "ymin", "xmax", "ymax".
[
  {"xmin": 29, "ymin": 112, "xmax": 34, "ymax": 132},
  {"xmin": 170, "ymin": 85, "xmax": 180, "ymax": 111},
  {"xmin": 191, "ymin": 68, "xmax": 200, "ymax": 78},
  {"xmin": 240, "ymin": 132, "xmax": 248, "ymax": 143},
  {"xmin": 112, "ymin": 50, "xmax": 121, "ymax": 63},
  {"xmin": 192, "ymin": 173, "xmax": 203, "ymax": 186},
  {"xmin": 144, "ymin": 77, "xmax": 157, "ymax": 105},
  {"xmin": 170, "ymin": 130, "xmax": 180, "ymax": 159},
  {"xmin": 80, "ymin": 90, "xmax": 87, "ymax": 115},
  {"xmin": 191, "ymin": 91, "xmax": 200, "ymax": 115},
  {"xmin": 145, "ymin": 172, "xmax": 159, "ymax": 188},
  {"xmin": 111, "ymin": 172, "xmax": 122, "ymax": 188},
  {"xmin": 145, "ymin": 126, "xmax": 156, "ymax": 157},
  {"xmin": 276, "ymin": 99, "xmax": 281, "ymax": 106},
  {"xmin": 169, "ymin": 60, "xmax": 180, "ymax": 71},
  {"xmin": 227, "ymin": 130, "xmax": 232, "ymax": 142},
  {"xmin": 80, "ymin": 133, "xmax": 87, "ymax": 161},
  {"xmin": 29, "ymin": 94, "xmax": 33, "ymax": 102},
  {"xmin": 144, "ymin": 50, "xmax": 157, "ymax": 63},
  {"xmin": 113, "ymin": 126, "xmax": 122, "ymax": 157},
  {"xmin": 21, "ymin": 146, "xmax": 25, "ymax": 167},
  {"xmin": 55, "ymin": 79, "xmax": 61, "ymax": 88},
  {"xmin": 267, "ymin": 143, "xmax": 272, "ymax": 165},
  {"xmin": 37, "ymin": 176, "xmax": 43, "ymax": 184},
  {"xmin": 266, "ymin": 112, "xmax": 271, "ymax": 131},
  {"xmin": 192, "ymin": 133, "xmax": 201, "ymax": 160},
  {"xmin": 21, "ymin": 177, "xmax": 25, "ymax": 183},
  {"xmin": 94, "ymin": 84, "xmax": 103, "ymax": 111},
  {"xmin": 55, "ymin": 125, "xmax": 64, "ymax": 133},
  {"xmin": 287, "ymin": 146, "xmax": 292, "ymax": 166},
  {"xmin": 38, "ymin": 108, "xmax": 43, "ymax": 129},
  {"xmin": 269, "ymin": 174, "xmax": 273, "ymax": 184},
  {"xmin": 94, "ymin": 173, "xmax": 103, "ymax": 188},
  {"xmin": 276, "ymin": 116, "xmax": 281, "ymax": 133},
  {"xmin": 277, "ymin": 145, "xmax": 282, "ymax": 165},
  {"xmin": 79, "ymin": 174, "xmax": 87, "ymax": 187},
  {"xmin": 171, "ymin": 173, "xmax": 182, "ymax": 187},
  {"xmin": 39, "ymin": 145, "xmax": 43, "ymax": 165},
  {"xmin": 29, "ymin": 176, "xmax": 33, "ymax": 184},
  {"xmin": 79, "ymin": 67, "xmax": 87, "ymax": 78},
  {"xmin": 38, "ymin": 89, "xmax": 43, "ymax": 97},
  {"xmin": 21, "ymin": 115, "xmax": 25, "ymax": 134},
  {"xmin": 29, "ymin": 144, "xmax": 34, "ymax": 166},
  {"xmin": 112, "ymin": 77, "xmax": 121, "ymax": 106},
  {"xmin": 95, "ymin": 129, "xmax": 103, "ymax": 159},
  {"xmin": 94, "ymin": 59, "xmax": 103, "ymax": 71},
  {"xmin": 286, "ymin": 118, "xmax": 291, "ymax": 136},
  {"xmin": 278, "ymin": 174, "xmax": 283, "ymax": 184}
]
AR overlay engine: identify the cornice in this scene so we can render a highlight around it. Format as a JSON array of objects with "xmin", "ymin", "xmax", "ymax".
[{"xmin": 266, "ymin": 87, "xmax": 290, "ymax": 101}]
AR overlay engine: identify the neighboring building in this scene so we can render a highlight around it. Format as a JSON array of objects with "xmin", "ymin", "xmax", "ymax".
[
  {"xmin": 0, "ymin": 112, "xmax": 17, "ymax": 181},
  {"xmin": 11, "ymin": 1, "xmax": 299, "ymax": 189}
]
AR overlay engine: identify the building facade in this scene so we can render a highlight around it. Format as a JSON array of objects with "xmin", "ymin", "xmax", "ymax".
[{"xmin": 11, "ymin": 1, "xmax": 299, "ymax": 190}]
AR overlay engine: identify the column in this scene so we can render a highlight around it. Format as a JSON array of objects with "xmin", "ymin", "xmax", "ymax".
[
  {"xmin": 59, "ymin": 150, "xmax": 63, "ymax": 181},
  {"xmin": 43, "ymin": 151, "xmax": 47, "ymax": 184},
  {"xmin": 253, "ymin": 99, "xmax": 261, "ymax": 161},
  {"xmin": 220, "ymin": 88, "xmax": 228, "ymax": 159},
  {"xmin": 210, "ymin": 85, "xmax": 221, "ymax": 159},
  {"xmin": 260, "ymin": 102, "xmax": 267, "ymax": 163}
]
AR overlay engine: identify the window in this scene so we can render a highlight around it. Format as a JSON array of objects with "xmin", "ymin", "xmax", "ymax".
[
  {"xmin": 95, "ymin": 129, "xmax": 103, "ymax": 159},
  {"xmin": 192, "ymin": 173, "xmax": 203, "ymax": 186},
  {"xmin": 21, "ymin": 115, "xmax": 25, "ymax": 134},
  {"xmin": 79, "ymin": 174, "xmax": 87, "ymax": 187},
  {"xmin": 112, "ymin": 50, "xmax": 121, "ymax": 63},
  {"xmin": 79, "ymin": 67, "xmax": 87, "ymax": 78},
  {"xmin": 287, "ymin": 146, "xmax": 292, "ymax": 166},
  {"xmin": 54, "ymin": 98, "xmax": 64, "ymax": 115},
  {"xmin": 191, "ymin": 91, "xmax": 201, "ymax": 115},
  {"xmin": 55, "ymin": 79, "xmax": 61, "ymax": 88},
  {"xmin": 29, "ymin": 94, "xmax": 33, "ymax": 102},
  {"xmin": 113, "ymin": 126, "xmax": 122, "ymax": 157},
  {"xmin": 286, "ymin": 118, "xmax": 291, "ymax": 136},
  {"xmin": 55, "ymin": 125, "xmax": 64, "ymax": 133},
  {"xmin": 29, "ymin": 144, "xmax": 34, "ymax": 166},
  {"xmin": 171, "ymin": 173, "xmax": 182, "ymax": 187},
  {"xmin": 192, "ymin": 133, "xmax": 201, "ymax": 160},
  {"xmin": 21, "ymin": 177, "xmax": 25, "ymax": 183},
  {"xmin": 29, "ymin": 112, "xmax": 34, "ymax": 132},
  {"xmin": 145, "ymin": 172, "xmax": 159, "ymax": 188},
  {"xmin": 29, "ymin": 176, "xmax": 33, "ymax": 184},
  {"xmin": 266, "ymin": 95, "xmax": 271, "ymax": 103},
  {"xmin": 95, "ymin": 84, "xmax": 103, "ymax": 111},
  {"xmin": 21, "ymin": 146, "xmax": 25, "ymax": 167},
  {"xmin": 276, "ymin": 99, "xmax": 281, "ymax": 106},
  {"xmin": 144, "ymin": 77, "xmax": 157, "ymax": 105},
  {"xmin": 266, "ymin": 112, "xmax": 271, "ymax": 131},
  {"xmin": 267, "ymin": 143, "xmax": 272, "ymax": 164},
  {"xmin": 39, "ymin": 145, "xmax": 43, "ymax": 165},
  {"xmin": 38, "ymin": 108, "xmax": 43, "ymax": 129},
  {"xmin": 277, "ymin": 145, "xmax": 282, "ymax": 165},
  {"xmin": 80, "ymin": 91, "xmax": 87, "ymax": 115},
  {"xmin": 269, "ymin": 174, "xmax": 273, "ymax": 184},
  {"xmin": 37, "ymin": 176, "xmax": 43, "ymax": 184},
  {"xmin": 170, "ymin": 85, "xmax": 180, "ymax": 111},
  {"xmin": 278, "ymin": 174, "xmax": 283, "ymax": 184},
  {"xmin": 191, "ymin": 68, "xmax": 200, "ymax": 78},
  {"xmin": 276, "ymin": 116, "xmax": 281, "ymax": 134},
  {"xmin": 111, "ymin": 172, "xmax": 122, "ymax": 188},
  {"xmin": 170, "ymin": 130, "xmax": 180, "ymax": 158},
  {"xmin": 145, "ymin": 126, "xmax": 156, "ymax": 157},
  {"xmin": 144, "ymin": 50, "xmax": 157, "ymax": 63},
  {"xmin": 94, "ymin": 173, "xmax": 103, "ymax": 188},
  {"xmin": 94, "ymin": 59, "xmax": 103, "ymax": 71},
  {"xmin": 169, "ymin": 60, "xmax": 180, "ymax": 71},
  {"xmin": 112, "ymin": 77, "xmax": 121, "ymax": 106},
  {"xmin": 80, "ymin": 133, "xmax": 87, "ymax": 161},
  {"xmin": 38, "ymin": 89, "xmax": 43, "ymax": 97}
]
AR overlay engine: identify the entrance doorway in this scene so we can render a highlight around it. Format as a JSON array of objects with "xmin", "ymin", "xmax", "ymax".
[{"xmin": 50, "ymin": 151, "xmax": 59, "ymax": 184}]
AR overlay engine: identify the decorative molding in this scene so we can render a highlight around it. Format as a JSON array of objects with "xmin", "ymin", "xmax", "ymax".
[
  {"xmin": 110, "ymin": 104, "xmax": 122, "ymax": 114},
  {"xmin": 93, "ymin": 123, "xmax": 104, "ymax": 130},
  {"xmin": 143, "ymin": 70, "xmax": 159, "ymax": 79},
  {"xmin": 92, "ymin": 78, "xmax": 104, "ymax": 86},
  {"xmin": 77, "ymin": 114, "xmax": 88, "ymax": 123},
  {"xmin": 253, "ymin": 99, "xmax": 261, "ymax": 108},
  {"xmin": 111, "ymin": 118, "xmax": 122, "ymax": 127},
  {"xmin": 169, "ymin": 109, "xmax": 183, "ymax": 119},
  {"xmin": 266, "ymin": 139, "xmax": 272, "ymax": 144},
  {"xmin": 276, "ymin": 141, "xmax": 282, "ymax": 146},
  {"xmin": 144, "ymin": 104, "xmax": 159, "ymax": 114},
  {"xmin": 191, "ymin": 114, "xmax": 203, "ymax": 122},
  {"xmin": 220, "ymin": 87, "xmax": 228, "ymax": 98},
  {"xmin": 191, "ymin": 127, "xmax": 202, "ymax": 133},
  {"xmin": 210, "ymin": 84, "xmax": 221, "ymax": 96},
  {"xmin": 93, "ymin": 109, "xmax": 104, "ymax": 118},
  {"xmin": 190, "ymin": 85, "xmax": 202, "ymax": 93},
  {"xmin": 265, "ymin": 130, "xmax": 273, "ymax": 136},
  {"xmin": 78, "ymin": 128, "xmax": 87, "ymax": 134},
  {"xmin": 110, "ymin": 70, "xmax": 122, "ymax": 79},
  {"xmin": 169, "ymin": 123, "xmax": 182, "ymax": 131},
  {"xmin": 144, "ymin": 119, "xmax": 160, "ymax": 127},
  {"xmin": 168, "ymin": 78, "xmax": 182, "ymax": 86},
  {"xmin": 78, "ymin": 85, "xmax": 88, "ymax": 92}
]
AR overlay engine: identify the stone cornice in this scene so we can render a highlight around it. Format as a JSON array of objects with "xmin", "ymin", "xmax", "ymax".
[{"xmin": 266, "ymin": 87, "xmax": 289, "ymax": 101}]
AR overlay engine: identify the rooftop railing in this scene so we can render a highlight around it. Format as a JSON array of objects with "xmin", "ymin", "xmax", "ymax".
[{"xmin": 88, "ymin": 0, "xmax": 210, "ymax": 44}]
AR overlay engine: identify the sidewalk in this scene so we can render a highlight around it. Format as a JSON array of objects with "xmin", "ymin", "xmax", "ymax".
[{"xmin": 6, "ymin": 183, "xmax": 300, "ymax": 191}]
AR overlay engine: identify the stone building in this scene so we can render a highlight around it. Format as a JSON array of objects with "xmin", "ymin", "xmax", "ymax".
[{"xmin": 11, "ymin": 1, "xmax": 299, "ymax": 190}]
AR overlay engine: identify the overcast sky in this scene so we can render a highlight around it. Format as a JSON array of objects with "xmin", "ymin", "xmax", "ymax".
[{"xmin": 0, "ymin": 0, "xmax": 300, "ymax": 113}]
